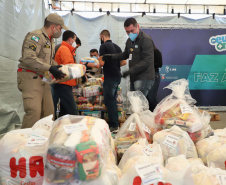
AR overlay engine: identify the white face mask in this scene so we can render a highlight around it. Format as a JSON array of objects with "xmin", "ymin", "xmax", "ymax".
[{"xmin": 72, "ymin": 41, "xmax": 77, "ymax": 48}]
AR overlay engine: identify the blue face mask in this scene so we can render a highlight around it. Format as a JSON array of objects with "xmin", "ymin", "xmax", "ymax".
[
  {"xmin": 129, "ymin": 33, "xmax": 138, "ymax": 41},
  {"xmin": 92, "ymin": 56, "xmax": 98, "ymax": 59}
]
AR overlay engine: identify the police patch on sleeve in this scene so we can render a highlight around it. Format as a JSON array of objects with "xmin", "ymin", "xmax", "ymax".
[
  {"xmin": 29, "ymin": 44, "xmax": 37, "ymax": 51},
  {"xmin": 31, "ymin": 36, "xmax": 40, "ymax": 42}
]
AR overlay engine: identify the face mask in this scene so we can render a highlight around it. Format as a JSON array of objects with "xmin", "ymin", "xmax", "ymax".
[
  {"xmin": 53, "ymin": 26, "xmax": 62, "ymax": 38},
  {"xmin": 129, "ymin": 33, "xmax": 138, "ymax": 42},
  {"xmin": 100, "ymin": 39, "xmax": 104, "ymax": 45},
  {"xmin": 72, "ymin": 41, "xmax": 77, "ymax": 48},
  {"xmin": 92, "ymin": 56, "xmax": 98, "ymax": 59}
]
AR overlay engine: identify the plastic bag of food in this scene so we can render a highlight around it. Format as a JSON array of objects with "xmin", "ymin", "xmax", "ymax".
[
  {"xmin": 73, "ymin": 85, "xmax": 84, "ymax": 97},
  {"xmin": 154, "ymin": 79, "xmax": 202, "ymax": 133},
  {"xmin": 206, "ymin": 145, "xmax": 226, "ymax": 170},
  {"xmin": 188, "ymin": 158, "xmax": 205, "ymax": 168},
  {"xmin": 43, "ymin": 64, "xmax": 86, "ymax": 84},
  {"xmin": 115, "ymin": 91, "xmax": 154, "ymax": 161},
  {"xmin": 214, "ymin": 128, "xmax": 226, "ymax": 138},
  {"xmin": 115, "ymin": 92, "xmax": 160, "ymax": 162},
  {"xmin": 153, "ymin": 125, "xmax": 198, "ymax": 161},
  {"xmin": 196, "ymin": 136, "xmax": 226, "ymax": 164},
  {"xmin": 190, "ymin": 164, "xmax": 225, "ymax": 185},
  {"xmin": 86, "ymin": 78, "xmax": 103, "ymax": 86},
  {"xmin": 68, "ymin": 157, "xmax": 121, "ymax": 185},
  {"xmin": 163, "ymin": 155, "xmax": 195, "ymax": 185},
  {"xmin": 208, "ymin": 167, "xmax": 226, "ymax": 185},
  {"xmin": 118, "ymin": 138, "xmax": 163, "ymax": 173},
  {"xmin": 139, "ymin": 110, "xmax": 162, "ymax": 142},
  {"xmin": 188, "ymin": 109, "xmax": 213, "ymax": 143},
  {"xmin": 118, "ymin": 162, "xmax": 165, "ymax": 185},
  {"xmin": 83, "ymin": 85, "xmax": 102, "ymax": 97},
  {"xmin": 0, "ymin": 115, "xmax": 53, "ymax": 185},
  {"xmin": 43, "ymin": 115, "xmax": 110, "ymax": 184}
]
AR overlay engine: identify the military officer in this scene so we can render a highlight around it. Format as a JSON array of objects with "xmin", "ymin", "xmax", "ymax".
[{"xmin": 17, "ymin": 13, "xmax": 68, "ymax": 128}]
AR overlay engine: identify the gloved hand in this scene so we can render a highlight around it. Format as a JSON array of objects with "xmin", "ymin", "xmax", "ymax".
[
  {"xmin": 83, "ymin": 62, "xmax": 89, "ymax": 67},
  {"xmin": 49, "ymin": 65, "xmax": 65, "ymax": 80},
  {"xmin": 122, "ymin": 70, "xmax": 130, "ymax": 78},
  {"xmin": 81, "ymin": 75, "xmax": 87, "ymax": 84},
  {"xmin": 102, "ymin": 54, "xmax": 113, "ymax": 62}
]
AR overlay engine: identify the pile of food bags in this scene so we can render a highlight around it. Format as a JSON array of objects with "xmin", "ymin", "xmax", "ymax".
[
  {"xmin": 43, "ymin": 64, "xmax": 86, "ymax": 84},
  {"xmin": 0, "ymin": 115, "xmax": 54, "ymax": 185}
]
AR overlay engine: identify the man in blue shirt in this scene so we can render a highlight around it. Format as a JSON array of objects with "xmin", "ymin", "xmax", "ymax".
[{"xmin": 99, "ymin": 30, "xmax": 126, "ymax": 131}]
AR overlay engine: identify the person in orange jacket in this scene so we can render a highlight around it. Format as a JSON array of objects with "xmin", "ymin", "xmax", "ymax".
[{"xmin": 52, "ymin": 30, "xmax": 85, "ymax": 120}]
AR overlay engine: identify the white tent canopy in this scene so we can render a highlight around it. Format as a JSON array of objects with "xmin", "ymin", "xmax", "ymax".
[
  {"xmin": 50, "ymin": 0, "xmax": 226, "ymax": 14},
  {"xmin": 0, "ymin": 0, "xmax": 226, "ymax": 136}
]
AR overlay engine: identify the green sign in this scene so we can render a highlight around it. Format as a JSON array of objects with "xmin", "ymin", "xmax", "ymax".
[{"xmin": 188, "ymin": 55, "xmax": 226, "ymax": 90}]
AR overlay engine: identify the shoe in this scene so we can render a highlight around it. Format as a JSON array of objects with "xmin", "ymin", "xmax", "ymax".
[{"xmin": 110, "ymin": 126, "xmax": 119, "ymax": 132}]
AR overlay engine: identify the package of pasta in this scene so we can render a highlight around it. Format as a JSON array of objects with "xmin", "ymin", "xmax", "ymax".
[
  {"xmin": 196, "ymin": 135, "xmax": 226, "ymax": 164},
  {"xmin": 43, "ymin": 64, "xmax": 86, "ymax": 84},
  {"xmin": 153, "ymin": 125, "xmax": 198, "ymax": 161},
  {"xmin": 43, "ymin": 115, "xmax": 111, "ymax": 184},
  {"xmin": 154, "ymin": 79, "xmax": 203, "ymax": 133},
  {"xmin": 86, "ymin": 78, "xmax": 103, "ymax": 86},
  {"xmin": 115, "ymin": 91, "xmax": 155, "ymax": 161},
  {"xmin": 0, "ymin": 115, "xmax": 53, "ymax": 185},
  {"xmin": 83, "ymin": 85, "xmax": 102, "ymax": 97}
]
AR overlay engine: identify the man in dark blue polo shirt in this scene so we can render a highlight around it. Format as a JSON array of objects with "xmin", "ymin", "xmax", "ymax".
[{"xmin": 99, "ymin": 30, "xmax": 126, "ymax": 131}]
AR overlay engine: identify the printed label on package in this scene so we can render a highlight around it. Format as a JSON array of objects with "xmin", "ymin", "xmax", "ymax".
[
  {"xmin": 142, "ymin": 145, "xmax": 156, "ymax": 156},
  {"xmin": 180, "ymin": 104, "xmax": 193, "ymax": 114},
  {"xmin": 135, "ymin": 163, "xmax": 163, "ymax": 185},
  {"xmin": 63, "ymin": 123, "xmax": 88, "ymax": 134},
  {"xmin": 163, "ymin": 134, "xmax": 180, "ymax": 148},
  {"xmin": 142, "ymin": 122, "xmax": 151, "ymax": 134},
  {"xmin": 129, "ymin": 122, "xmax": 136, "ymax": 131},
  {"xmin": 26, "ymin": 134, "xmax": 48, "ymax": 147},
  {"xmin": 216, "ymin": 175, "xmax": 226, "ymax": 185}
]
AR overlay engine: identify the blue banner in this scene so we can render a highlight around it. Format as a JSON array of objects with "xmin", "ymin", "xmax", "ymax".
[{"xmin": 142, "ymin": 29, "xmax": 226, "ymax": 106}]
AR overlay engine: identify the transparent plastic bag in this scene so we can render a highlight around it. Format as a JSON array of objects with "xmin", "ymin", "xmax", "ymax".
[
  {"xmin": 206, "ymin": 145, "xmax": 226, "ymax": 170},
  {"xmin": 43, "ymin": 64, "xmax": 85, "ymax": 84},
  {"xmin": 118, "ymin": 139, "xmax": 163, "ymax": 173},
  {"xmin": 188, "ymin": 109, "xmax": 213, "ymax": 143},
  {"xmin": 0, "ymin": 115, "xmax": 53, "ymax": 185},
  {"xmin": 83, "ymin": 85, "xmax": 102, "ymax": 97},
  {"xmin": 118, "ymin": 162, "xmax": 165, "ymax": 185},
  {"xmin": 191, "ymin": 165, "xmax": 225, "ymax": 185},
  {"xmin": 153, "ymin": 125, "xmax": 198, "ymax": 161},
  {"xmin": 115, "ymin": 91, "xmax": 159, "ymax": 160},
  {"xmin": 154, "ymin": 79, "xmax": 202, "ymax": 133},
  {"xmin": 214, "ymin": 128, "xmax": 226, "ymax": 138},
  {"xmin": 163, "ymin": 155, "xmax": 195, "ymax": 185},
  {"xmin": 44, "ymin": 115, "xmax": 110, "ymax": 184},
  {"xmin": 196, "ymin": 136, "xmax": 226, "ymax": 164}
]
